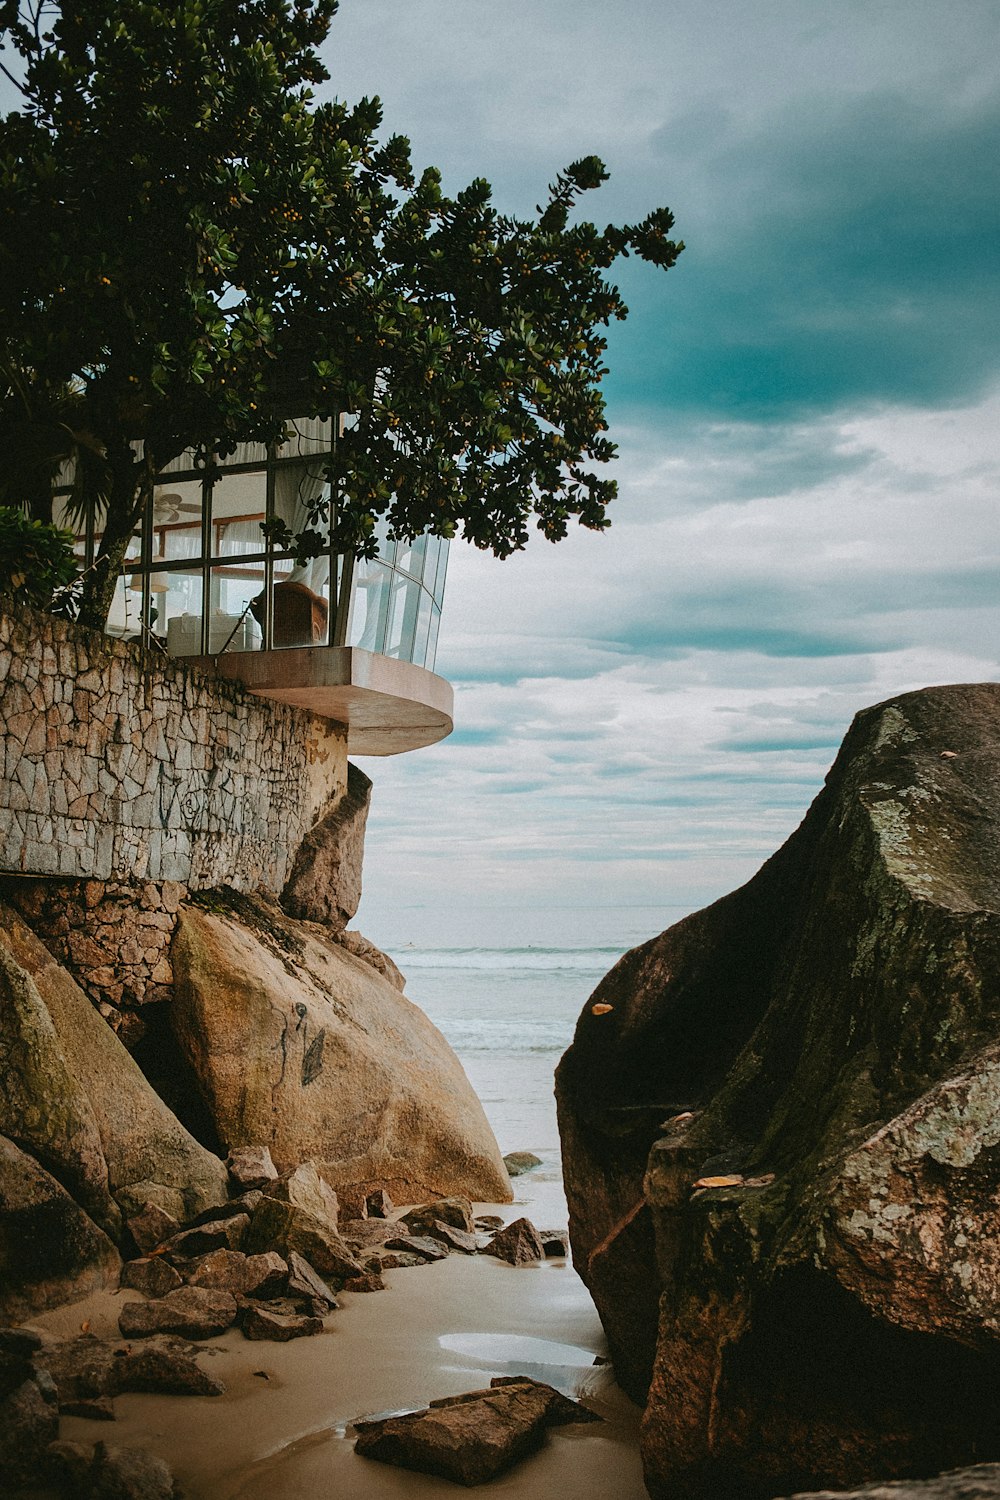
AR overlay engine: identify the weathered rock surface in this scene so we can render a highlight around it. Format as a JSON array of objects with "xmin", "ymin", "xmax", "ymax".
[
  {"xmin": 282, "ymin": 760, "xmax": 372, "ymax": 931},
  {"xmin": 383, "ymin": 1234, "xmax": 450, "ymax": 1263},
  {"xmin": 556, "ymin": 684, "xmax": 1000, "ymax": 1497},
  {"xmin": 483, "ymin": 1218, "xmax": 544, "ymax": 1266},
  {"xmin": 335, "ymin": 928, "xmax": 406, "ymax": 990},
  {"xmin": 187, "ymin": 1248, "xmax": 287, "ymax": 1299},
  {"xmin": 243, "ymin": 1196, "xmax": 364, "ymax": 1282},
  {"xmin": 41, "ymin": 1334, "xmax": 225, "ymax": 1400},
  {"xmin": 0, "ymin": 906, "xmax": 228, "ymax": 1223},
  {"xmin": 121, "ymin": 1257, "xmax": 184, "ymax": 1299},
  {"xmin": 263, "ymin": 1160, "xmax": 339, "ymax": 1232},
  {"xmin": 118, "ymin": 1287, "xmax": 237, "ymax": 1340},
  {"xmin": 0, "ymin": 1135, "xmax": 121, "ymax": 1321},
  {"xmin": 503, "ymin": 1151, "xmax": 542, "ymax": 1177},
  {"xmin": 402, "ymin": 1197, "xmax": 475, "ymax": 1235},
  {"xmin": 353, "ymin": 1376, "xmax": 600, "ymax": 1485},
  {"xmin": 240, "ymin": 1304, "xmax": 324, "ymax": 1341},
  {"xmin": 0, "ymin": 1368, "xmax": 59, "ymax": 1488},
  {"xmin": 227, "ymin": 1145, "xmax": 278, "ymax": 1191},
  {"xmin": 780, "ymin": 1469, "xmax": 1000, "ymax": 1498},
  {"xmin": 170, "ymin": 895, "xmax": 511, "ymax": 1204},
  {"xmin": 421, "ymin": 1220, "xmax": 479, "ymax": 1254},
  {"xmin": 286, "ymin": 1251, "xmax": 338, "ymax": 1309},
  {"xmin": 85, "ymin": 1439, "xmax": 178, "ymax": 1500},
  {"xmin": 0, "ymin": 942, "xmax": 119, "ymax": 1238}
]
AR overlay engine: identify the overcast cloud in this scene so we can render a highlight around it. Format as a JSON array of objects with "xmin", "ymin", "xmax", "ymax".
[{"xmin": 327, "ymin": 1, "xmax": 1000, "ymax": 933}]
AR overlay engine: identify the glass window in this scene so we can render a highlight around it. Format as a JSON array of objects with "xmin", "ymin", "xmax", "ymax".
[
  {"xmin": 350, "ymin": 558, "xmax": 392, "ymax": 653},
  {"xmin": 210, "ymin": 469, "xmax": 267, "ymax": 557},
  {"xmin": 206, "ymin": 563, "xmax": 265, "ymax": 653},
  {"xmin": 159, "ymin": 569, "xmax": 206, "ymax": 655},
  {"xmin": 385, "ymin": 574, "xmax": 422, "ymax": 660}
]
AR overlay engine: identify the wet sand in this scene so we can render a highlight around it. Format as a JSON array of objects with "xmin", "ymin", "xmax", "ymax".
[{"xmin": 32, "ymin": 1188, "xmax": 647, "ymax": 1499}]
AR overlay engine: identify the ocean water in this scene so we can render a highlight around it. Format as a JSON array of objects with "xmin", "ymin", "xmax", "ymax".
[{"xmin": 369, "ymin": 903, "xmax": 694, "ymax": 1223}]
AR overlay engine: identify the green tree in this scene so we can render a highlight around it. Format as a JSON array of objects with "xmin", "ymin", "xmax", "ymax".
[{"xmin": 0, "ymin": 0, "xmax": 682, "ymax": 630}]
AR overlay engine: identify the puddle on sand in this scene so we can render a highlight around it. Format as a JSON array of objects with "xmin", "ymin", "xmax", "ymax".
[{"xmin": 436, "ymin": 1331, "xmax": 612, "ymax": 1399}]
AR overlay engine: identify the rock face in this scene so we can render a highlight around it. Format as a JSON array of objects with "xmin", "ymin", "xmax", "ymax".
[
  {"xmin": 0, "ymin": 905, "xmax": 228, "ymax": 1224},
  {"xmin": 0, "ymin": 943, "xmax": 119, "ymax": 1238},
  {"xmin": 556, "ymin": 685, "xmax": 1000, "ymax": 1499},
  {"xmin": 282, "ymin": 760, "xmax": 372, "ymax": 931},
  {"xmin": 171, "ymin": 894, "xmax": 511, "ymax": 1204},
  {"xmin": 0, "ymin": 1135, "xmax": 121, "ymax": 1321},
  {"xmin": 780, "ymin": 1469, "xmax": 1000, "ymax": 1499}
]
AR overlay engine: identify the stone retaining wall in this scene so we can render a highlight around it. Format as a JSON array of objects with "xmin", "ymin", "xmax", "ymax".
[{"xmin": 0, "ymin": 600, "xmax": 347, "ymax": 892}]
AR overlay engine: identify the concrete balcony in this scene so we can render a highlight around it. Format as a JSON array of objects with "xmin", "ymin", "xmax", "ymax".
[{"xmin": 196, "ymin": 644, "xmax": 454, "ymax": 755}]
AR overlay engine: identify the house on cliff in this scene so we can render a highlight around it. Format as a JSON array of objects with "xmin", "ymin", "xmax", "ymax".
[{"xmin": 0, "ymin": 427, "xmax": 510, "ymax": 1331}]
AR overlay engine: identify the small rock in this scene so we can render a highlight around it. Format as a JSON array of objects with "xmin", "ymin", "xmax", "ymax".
[
  {"xmin": 47, "ymin": 1439, "xmax": 93, "ymax": 1491},
  {"xmin": 341, "ymin": 1273, "xmax": 385, "ymax": 1293},
  {"xmin": 161, "ymin": 1213, "xmax": 250, "ymax": 1259},
  {"xmin": 243, "ymin": 1197, "xmax": 364, "ymax": 1282},
  {"xmin": 121, "ymin": 1258, "xmax": 184, "ymax": 1299},
  {"xmin": 41, "ymin": 1334, "xmax": 224, "ymax": 1400},
  {"xmin": 384, "ymin": 1235, "xmax": 450, "ymax": 1263},
  {"xmin": 339, "ymin": 1217, "xmax": 401, "ymax": 1249},
  {"xmin": 118, "ymin": 1287, "xmax": 238, "ymax": 1341},
  {"xmin": 539, "ymin": 1231, "xmax": 569, "ymax": 1258},
  {"xmin": 402, "ymin": 1197, "xmax": 474, "ymax": 1235},
  {"xmin": 0, "ymin": 1327, "xmax": 42, "ymax": 1401},
  {"xmin": 482, "ymin": 1218, "xmax": 544, "ymax": 1266},
  {"xmin": 287, "ymin": 1251, "xmax": 339, "ymax": 1310},
  {"xmin": 228, "ymin": 1145, "xmax": 278, "ymax": 1191},
  {"xmin": 0, "ymin": 1374, "xmax": 59, "ymax": 1488},
  {"xmin": 353, "ymin": 1376, "xmax": 600, "ymax": 1485},
  {"xmin": 183, "ymin": 1192, "xmax": 263, "ymax": 1228},
  {"xmin": 503, "ymin": 1152, "xmax": 543, "ymax": 1178},
  {"xmin": 240, "ymin": 1305, "xmax": 324, "ymax": 1342},
  {"xmin": 87, "ymin": 1438, "xmax": 176, "ymax": 1500},
  {"xmin": 474, "ymin": 1215, "xmax": 505, "ymax": 1233},
  {"xmin": 421, "ymin": 1220, "xmax": 479, "ymax": 1254},
  {"xmin": 264, "ymin": 1161, "xmax": 339, "ymax": 1234},
  {"xmin": 365, "ymin": 1188, "xmax": 394, "ymax": 1218},
  {"xmin": 126, "ymin": 1202, "xmax": 181, "ymax": 1255},
  {"xmin": 186, "ymin": 1248, "xmax": 288, "ymax": 1300},
  {"xmin": 59, "ymin": 1395, "xmax": 116, "ymax": 1420},
  {"xmin": 373, "ymin": 1251, "xmax": 428, "ymax": 1270}
]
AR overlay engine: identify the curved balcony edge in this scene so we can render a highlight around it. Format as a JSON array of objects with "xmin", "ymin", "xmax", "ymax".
[{"xmin": 194, "ymin": 645, "xmax": 454, "ymax": 756}]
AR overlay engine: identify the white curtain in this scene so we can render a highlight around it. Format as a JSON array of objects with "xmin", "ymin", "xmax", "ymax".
[{"xmin": 275, "ymin": 460, "xmax": 330, "ymax": 594}]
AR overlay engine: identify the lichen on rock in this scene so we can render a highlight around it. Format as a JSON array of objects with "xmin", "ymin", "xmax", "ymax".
[{"xmin": 556, "ymin": 683, "xmax": 1000, "ymax": 1498}]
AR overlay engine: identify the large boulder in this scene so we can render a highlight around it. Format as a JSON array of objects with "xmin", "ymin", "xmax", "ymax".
[
  {"xmin": 0, "ymin": 906, "xmax": 228, "ymax": 1224},
  {"xmin": 171, "ymin": 894, "xmax": 511, "ymax": 1204},
  {"xmin": 556, "ymin": 684, "xmax": 1000, "ymax": 1499},
  {"xmin": 282, "ymin": 760, "xmax": 371, "ymax": 931},
  {"xmin": 0, "ymin": 1135, "xmax": 121, "ymax": 1321},
  {"xmin": 0, "ymin": 944, "xmax": 119, "ymax": 1238}
]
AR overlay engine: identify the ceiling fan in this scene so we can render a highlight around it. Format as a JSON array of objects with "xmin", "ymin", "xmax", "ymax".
[{"xmin": 153, "ymin": 492, "xmax": 202, "ymax": 523}]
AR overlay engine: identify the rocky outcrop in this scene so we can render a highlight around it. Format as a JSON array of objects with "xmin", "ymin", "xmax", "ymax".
[
  {"xmin": 779, "ymin": 1469, "xmax": 1000, "ymax": 1499},
  {"xmin": 171, "ymin": 893, "xmax": 511, "ymax": 1205},
  {"xmin": 0, "ymin": 906, "xmax": 228, "ymax": 1224},
  {"xmin": 0, "ymin": 1136, "xmax": 121, "ymax": 1321},
  {"xmin": 282, "ymin": 761, "xmax": 371, "ymax": 931},
  {"xmin": 0, "ymin": 944, "xmax": 119, "ymax": 1238},
  {"xmin": 556, "ymin": 684, "xmax": 1000, "ymax": 1498}
]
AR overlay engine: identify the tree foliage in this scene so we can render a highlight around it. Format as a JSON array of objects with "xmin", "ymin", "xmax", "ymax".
[
  {"xmin": 0, "ymin": 505, "xmax": 78, "ymax": 610},
  {"xmin": 0, "ymin": 0, "xmax": 682, "ymax": 627}
]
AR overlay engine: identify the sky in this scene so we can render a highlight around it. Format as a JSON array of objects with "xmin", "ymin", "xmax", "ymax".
[{"xmin": 324, "ymin": 0, "xmax": 1000, "ymax": 939}]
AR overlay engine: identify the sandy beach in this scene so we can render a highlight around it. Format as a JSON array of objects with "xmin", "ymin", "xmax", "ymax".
[{"xmin": 30, "ymin": 1175, "xmax": 647, "ymax": 1500}]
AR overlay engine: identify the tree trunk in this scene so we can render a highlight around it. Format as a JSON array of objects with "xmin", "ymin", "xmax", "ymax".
[{"xmin": 76, "ymin": 444, "xmax": 145, "ymax": 632}]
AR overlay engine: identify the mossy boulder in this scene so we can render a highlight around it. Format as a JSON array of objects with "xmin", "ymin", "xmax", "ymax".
[{"xmin": 556, "ymin": 684, "xmax": 1000, "ymax": 1498}]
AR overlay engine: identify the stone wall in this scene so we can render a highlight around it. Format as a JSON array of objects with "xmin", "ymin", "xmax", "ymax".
[{"xmin": 0, "ymin": 600, "xmax": 347, "ymax": 892}]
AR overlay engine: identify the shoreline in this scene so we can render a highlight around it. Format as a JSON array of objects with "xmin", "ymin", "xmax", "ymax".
[{"xmin": 30, "ymin": 1184, "xmax": 649, "ymax": 1499}]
